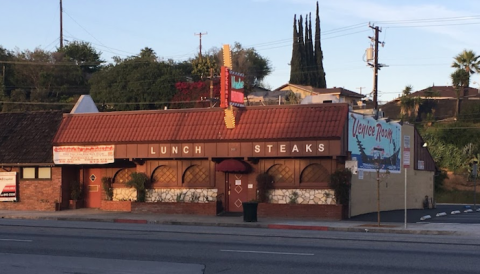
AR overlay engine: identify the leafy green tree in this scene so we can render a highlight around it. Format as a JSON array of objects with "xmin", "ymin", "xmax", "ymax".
[
  {"xmin": 90, "ymin": 48, "xmax": 188, "ymax": 111},
  {"xmin": 57, "ymin": 41, "xmax": 104, "ymax": 74},
  {"xmin": 212, "ymin": 42, "xmax": 271, "ymax": 94},
  {"xmin": 191, "ymin": 55, "xmax": 218, "ymax": 81}
]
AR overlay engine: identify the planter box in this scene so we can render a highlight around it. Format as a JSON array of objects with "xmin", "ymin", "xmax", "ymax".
[
  {"xmin": 132, "ymin": 202, "xmax": 216, "ymax": 215},
  {"xmin": 68, "ymin": 200, "xmax": 83, "ymax": 210},
  {"xmin": 258, "ymin": 203, "xmax": 346, "ymax": 220},
  {"xmin": 101, "ymin": 200, "xmax": 132, "ymax": 212}
]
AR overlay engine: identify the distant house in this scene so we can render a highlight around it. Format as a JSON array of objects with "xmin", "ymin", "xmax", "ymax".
[
  {"xmin": 0, "ymin": 111, "xmax": 71, "ymax": 211},
  {"xmin": 275, "ymin": 84, "xmax": 366, "ymax": 107},
  {"xmin": 246, "ymin": 84, "xmax": 367, "ymax": 106},
  {"xmin": 245, "ymin": 86, "xmax": 271, "ymax": 105},
  {"xmin": 381, "ymin": 86, "xmax": 480, "ymax": 120}
]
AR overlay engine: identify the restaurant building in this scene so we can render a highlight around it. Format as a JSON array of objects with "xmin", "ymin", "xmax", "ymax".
[{"xmin": 52, "ymin": 103, "xmax": 351, "ymax": 219}]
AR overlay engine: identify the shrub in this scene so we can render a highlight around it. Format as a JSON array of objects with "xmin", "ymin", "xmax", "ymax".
[
  {"xmin": 125, "ymin": 172, "xmax": 150, "ymax": 202},
  {"xmin": 256, "ymin": 173, "xmax": 274, "ymax": 203},
  {"xmin": 329, "ymin": 169, "xmax": 352, "ymax": 205},
  {"xmin": 70, "ymin": 180, "xmax": 82, "ymax": 201},
  {"xmin": 101, "ymin": 177, "xmax": 113, "ymax": 201}
]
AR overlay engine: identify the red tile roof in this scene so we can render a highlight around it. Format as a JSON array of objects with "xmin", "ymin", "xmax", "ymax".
[{"xmin": 53, "ymin": 104, "xmax": 349, "ymax": 144}]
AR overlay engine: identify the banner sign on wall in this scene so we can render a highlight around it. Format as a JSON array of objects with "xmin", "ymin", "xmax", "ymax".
[
  {"xmin": 348, "ymin": 113, "xmax": 401, "ymax": 173},
  {"xmin": 0, "ymin": 172, "xmax": 17, "ymax": 202},
  {"xmin": 53, "ymin": 145, "xmax": 115, "ymax": 164}
]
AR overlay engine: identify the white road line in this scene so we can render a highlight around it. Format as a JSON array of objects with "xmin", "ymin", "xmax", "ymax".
[
  {"xmin": 0, "ymin": 238, "xmax": 32, "ymax": 242},
  {"xmin": 220, "ymin": 250, "xmax": 314, "ymax": 256}
]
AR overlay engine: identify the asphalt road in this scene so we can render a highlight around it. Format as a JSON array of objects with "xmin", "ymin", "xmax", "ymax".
[
  {"xmin": 1, "ymin": 219, "xmax": 480, "ymax": 274},
  {"xmin": 349, "ymin": 204, "xmax": 480, "ymax": 223}
]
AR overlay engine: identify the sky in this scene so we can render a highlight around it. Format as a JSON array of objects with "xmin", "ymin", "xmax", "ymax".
[{"xmin": 2, "ymin": 0, "xmax": 480, "ymax": 103}]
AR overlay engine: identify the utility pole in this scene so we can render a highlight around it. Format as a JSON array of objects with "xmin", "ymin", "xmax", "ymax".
[
  {"xmin": 367, "ymin": 24, "xmax": 386, "ymax": 118},
  {"xmin": 356, "ymin": 87, "xmax": 366, "ymax": 94},
  {"xmin": 194, "ymin": 32, "xmax": 207, "ymax": 59},
  {"xmin": 209, "ymin": 68, "xmax": 213, "ymax": 107},
  {"xmin": 60, "ymin": 0, "xmax": 63, "ymax": 49}
]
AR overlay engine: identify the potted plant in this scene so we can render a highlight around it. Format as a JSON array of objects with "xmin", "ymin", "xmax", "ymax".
[
  {"xmin": 69, "ymin": 180, "xmax": 82, "ymax": 209},
  {"xmin": 125, "ymin": 172, "xmax": 150, "ymax": 202}
]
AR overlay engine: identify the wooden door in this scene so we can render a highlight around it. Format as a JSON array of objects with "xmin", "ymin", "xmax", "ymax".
[
  {"xmin": 84, "ymin": 168, "xmax": 102, "ymax": 208},
  {"xmin": 227, "ymin": 173, "xmax": 248, "ymax": 212}
]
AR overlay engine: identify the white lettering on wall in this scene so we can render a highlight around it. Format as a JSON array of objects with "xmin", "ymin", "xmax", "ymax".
[
  {"xmin": 292, "ymin": 145, "xmax": 299, "ymax": 153},
  {"xmin": 161, "ymin": 146, "xmax": 167, "ymax": 154},
  {"xmin": 267, "ymin": 145, "xmax": 273, "ymax": 153},
  {"xmin": 150, "ymin": 147, "xmax": 156, "ymax": 154},
  {"xmin": 280, "ymin": 145, "xmax": 286, "ymax": 153},
  {"xmin": 183, "ymin": 146, "xmax": 189, "ymax": 154},
  {"xmin": 172, "ymin": 146, "xmax": 178, "ymax": 154},
  {"xmin": 305, "ymin": 144, "xmax": 312, "ymax": 153},
  {"xmin": 254, "ymin": 145, "xmax": 260, "ymax": 153},
  {"xmin": 195, "ymin": 146, "xmax": 202, "ymax": 154},
  {"xmin": 318, "ymin": 143, "xmax": 325, "ymax": 152}
]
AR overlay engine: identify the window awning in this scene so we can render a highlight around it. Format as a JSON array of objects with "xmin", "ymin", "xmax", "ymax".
[{"xmin": 215, "ymin": 159, "xmax": 251, "ymax": 173}]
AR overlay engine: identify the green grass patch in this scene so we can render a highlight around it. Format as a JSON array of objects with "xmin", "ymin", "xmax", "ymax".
[{"xmin": 435, "ymin": 189, "xmax": 478, "ymax": 204}]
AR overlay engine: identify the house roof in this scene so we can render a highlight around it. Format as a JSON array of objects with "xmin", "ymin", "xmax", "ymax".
[
  {"xmin": 53, "ymin": 104, "xmax": 349, "ymax": 144},
  {"xmin": 275, "ymin": 84, "xmax": 366, "ymax": 99},
  {"xmin": 404, "ymin": 86, "xmax": 480, "ymax": 99},
  {"xmin": 0, "ymin": 111, "xmax": 64, "ymax": 164}
]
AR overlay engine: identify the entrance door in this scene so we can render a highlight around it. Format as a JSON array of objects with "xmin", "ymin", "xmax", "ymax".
[
  {"xmin": 227, "ymin": 173, "xmax": 248, "ymax": 212},
  {"xmin": 84, "ymin": 168, "xmax": 102, "ymax": 208}
]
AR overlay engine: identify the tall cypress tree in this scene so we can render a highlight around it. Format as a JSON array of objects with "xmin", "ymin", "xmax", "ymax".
[
  {"xmin": 307, "ymin": 13, "xmax": 316, "ymax": 87},
  {"xmin": 289, "ymin": 15, "xmax": 301, "ymax": 84},
  {"xmin": 314, "ymin": 1, "xmax": 327, "ymax": 88},
  {"xmin": 298, "ymin": 15, "xmax": 307, "ymax": 84}
]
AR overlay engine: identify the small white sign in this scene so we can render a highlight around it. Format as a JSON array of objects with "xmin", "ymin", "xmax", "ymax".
[
  {"xmin": 248, "ymin": 184, "xmax": 253, "ymax": 189},
  {"xmin": 235, "ymin": 180, "xmax": 241, "ymax": 185},
  {"xmin": 403, "ymin": 151, "xmax": 411, "ymax": 168},
  {"xmin": 345, "ymin": 160, "xmax": 358, "ymax": 174},
  {"xmin": 418, "ymin": 160, "xmax": 425, "ymax": 170}
]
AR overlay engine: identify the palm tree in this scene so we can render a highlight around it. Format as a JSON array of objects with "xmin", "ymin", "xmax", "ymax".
[
  {"xmin": 452, "ymin": 49, "xmax": 480, "ymax": 87},
  {"xmin": 399, "ymin": 85, "xmax": 414, "ymax": 119},
  {"xmin": 451, "ymin": 68, "xmax": 470, "ymax": 119}
]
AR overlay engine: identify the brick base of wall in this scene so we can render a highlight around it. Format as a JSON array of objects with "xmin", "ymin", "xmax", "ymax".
[
  {"xmin": 258, "ymin": 203, "xmax": 346, "ymax": 220},
  {"xmin": 101, "ymin": 201, "xmax": 132, "ymax": 212},
  {"xmin": 131, "ymin": 202, "xmax": 216, "ymax": 215}
]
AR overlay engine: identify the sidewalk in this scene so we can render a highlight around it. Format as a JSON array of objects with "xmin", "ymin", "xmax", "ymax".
[{"xmin": 1, "ymin": 208, "xmax": 480, "ymax": 236}]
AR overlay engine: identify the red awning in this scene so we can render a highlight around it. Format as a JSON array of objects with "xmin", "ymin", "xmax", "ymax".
[{"xmin": 215, "ymin": 159, "xmax": 251, "ymax": 173}]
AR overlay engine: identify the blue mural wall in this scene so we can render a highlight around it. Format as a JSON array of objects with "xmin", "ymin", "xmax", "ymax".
[{"xmin": 348, "ymin": 113, "xmax": 402, "ymax": 173}]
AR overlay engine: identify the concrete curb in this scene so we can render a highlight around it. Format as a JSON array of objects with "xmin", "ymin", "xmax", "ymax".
[{"xmin": 0, "ymin": 215, "xmax": 459, "ymax": 236}]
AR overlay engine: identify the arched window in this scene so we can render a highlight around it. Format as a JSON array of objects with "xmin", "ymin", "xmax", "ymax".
[
  {"xmin": 152, "ymin": 165, "xmax": 176, "ymax": 187},
  {"xmin": 183, "ymin": 165, "xmax": 209, "ymax": 186},
  {"xmin": 300, "ymin": 163, "xmax": 329, "ymax": 184},
  {"xmin": 267, "ymin": 164, "xmax": 293, "ymax": 184},
  {"xmin": 113, "ymin": 168, "xmax": 132, "ymax": 186}
]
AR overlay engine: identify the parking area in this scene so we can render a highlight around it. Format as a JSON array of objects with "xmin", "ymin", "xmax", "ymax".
[{"xmin": 348, "ymin": 204, "xmax": 480, "ymax": 224}]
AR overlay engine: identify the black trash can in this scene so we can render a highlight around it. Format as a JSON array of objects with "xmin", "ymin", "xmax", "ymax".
[{"xmin": 242, "ymin": 202, "xmax": 258, "ymax": 222}]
